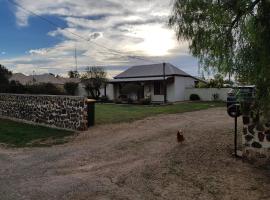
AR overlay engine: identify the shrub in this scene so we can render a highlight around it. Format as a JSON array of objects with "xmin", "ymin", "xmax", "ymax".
[
  {"xmin": 190, "ymin": 94, "xmax": 200, "ymax": 101},
  {"xmin": 64, "ymin": 82, "xmax": 78, "ymax": 96},
  {"xmin": 127, "ymin": 98, "xmax": 134, "ymax": 104},
  {"xmin": 8, "ymin": 81, "xmax": 26, "ymax": 94},
  {"xmin": 139, "ymin": 98, "xmax": 151, "ymax": 105},
  {"xmin": 26, "ymin": 83, "xmax": 64, "ymax": 95},
  {"xmin": 0, "ymin": 84, "xmax": 9, "ymax": 93},
  {"xmin": 100, "ymin": 95, "xmax": 109, "ymax": 102},
  {"xmin": 212, "ymin": 93, "xmax": 219, "ymax": 101},
  {"xmin": 114, "ymin": 98, "xmax": 122, "ymax": 104}
]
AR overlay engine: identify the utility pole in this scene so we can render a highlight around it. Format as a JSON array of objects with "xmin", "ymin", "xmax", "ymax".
[
  {"xmin": 32, "ymin": 70, "xmax": 35, "ymax": 84},
  {"xmin": 74, "ymin": 47, "xmax": 78, "ymax": 72},
  {"xmin": 198, "ymin": 63, "xmax": 201, "ymax": 78},
  {"xmin": 163, "ymin": 62, "xmax": 167, "ymax": 104}
]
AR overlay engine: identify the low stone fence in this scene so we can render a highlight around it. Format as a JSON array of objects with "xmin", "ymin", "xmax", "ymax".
[
  {"xmin": 0, "ymin": 94, "xmax": 88, "ymax": 131},
  {"xmin": 242, "ymin": 115, "xmax": 270, "ymax": 164},
  {"xmin": 185, "ymin": 88, "xmax": 231, "ymax": 101}
]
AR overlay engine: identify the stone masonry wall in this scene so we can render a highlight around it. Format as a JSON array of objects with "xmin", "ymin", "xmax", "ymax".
[
  {"xmin": 0, "ymin": 94, "xmax": 88, "ymax": 131},
  {"xmin": 242, "ymin": 115, "xmax": 270, "ymax": 164}
]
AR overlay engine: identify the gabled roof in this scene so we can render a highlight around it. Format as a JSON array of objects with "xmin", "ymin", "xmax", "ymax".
[{"xmin": 114, "ymin": 63, "xmax": 191, "ymax": 79}]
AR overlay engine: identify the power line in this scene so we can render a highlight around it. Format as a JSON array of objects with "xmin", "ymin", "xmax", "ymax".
[{"xmin": 7, "ymin": 0, "xmax": 160, "ymax": 64}]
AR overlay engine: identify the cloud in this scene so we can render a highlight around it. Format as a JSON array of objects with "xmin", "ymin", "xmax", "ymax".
[
  {"xmin": 89, "ymin": 32, "xmax": 102, "ymax": 40},
  {"xmin": 4, "ymin": 0, "xmax": 198, "ymax": 77}
]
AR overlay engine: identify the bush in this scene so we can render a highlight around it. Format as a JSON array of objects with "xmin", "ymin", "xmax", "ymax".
[
  {"xmin": 139, "ymin": 98, "xmax": 151, "ymax": 105},
  {"xmin": 8, "ymin": 81, "xmax": 26, "ymax": 94},
  {"xmin": 26, "ymin": 83, "xmax": 64, "ymax": 95},
  {"xmin": 0, "ymin": 84, "xmax": 10, "ymax": 93},
  {"xmin": 127, "ymin": 98, "xmax": 134, "ymax": 104},
  {"xmin": 64, "ymin": 82, "xmax": 78, "ymax": 96},
  {"xmin": 114, "ymin": 98, "xmax": 122, "ymax": 104},
  {"xmin": 190, "ymin": 94, "xmax": 200, "ymax": 101},
  {"xmin": 1, "ymin": 81, "xmax": 26, "ymax": 94},
  {"xmin": 100, "ymin": 95, "xmax": 109, "ymax": 102},
  {"xmin": 212, "ymin": 93, "xmax": 219, "ymax": 101}
]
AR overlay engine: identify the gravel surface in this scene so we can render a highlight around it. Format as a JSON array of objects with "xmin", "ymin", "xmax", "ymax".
[{"xmin": 1, "ymin": 107, "xmax": 270, "ymax": 200}]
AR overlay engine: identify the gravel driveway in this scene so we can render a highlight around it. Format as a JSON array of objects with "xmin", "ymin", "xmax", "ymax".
[{"xmin": 1, "ymin": 107, "xmax": 270, "ymax": 200}]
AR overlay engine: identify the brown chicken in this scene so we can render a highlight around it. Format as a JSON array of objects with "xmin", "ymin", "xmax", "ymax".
[{"xmin": 177, "ymin": 130, "xmax": 185, "ymax": 143}]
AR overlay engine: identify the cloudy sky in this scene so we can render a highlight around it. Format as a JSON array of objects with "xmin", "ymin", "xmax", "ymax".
[{"xmin": 0, "ymin": 0, "xmax": 199, "ymax": 78}]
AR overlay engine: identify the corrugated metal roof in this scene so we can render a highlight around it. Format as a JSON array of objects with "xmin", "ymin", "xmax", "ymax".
[
  {"xmin": 109, "ymin": 76, "xmax": 172, "ymax": 83},
  {"xmin": 114, "ymin": 63, "xmax": 191, "ymax": 79}
]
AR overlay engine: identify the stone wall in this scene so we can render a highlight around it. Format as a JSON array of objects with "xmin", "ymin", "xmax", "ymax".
[
  {"xmin": 242, "ymin": 115, "xmax": 270, "ymax": 164},
  {"xmin": 0, "ymin": 94, "xmax": 88, "ymax": 131}
]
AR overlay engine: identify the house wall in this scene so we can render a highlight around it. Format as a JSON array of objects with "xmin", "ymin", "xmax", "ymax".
[
  {"xmin": 150, "ymin": 81, "xmax": 175, "ymax": 102},
  {"xmin": 145, "ymin": 76, "xmax": 196, "ymax": 103},
  {"xmin": 0, "ymin": 94, "xmax": 88, "ymax": 131},
  {"xmin": 76, "ymin": 83, "xmax": 114, "ymax": 100},
  {"xmin": 174, "ymin": 76, "xmax": 196, "ymax": 102},
  {"xmin": 108, "ymin": 76, "xmax": 197, "ymax": 103},
  {"xmin": 100, "ymin": 84, "xmax": 114, "ymax": 100},
  {"xmin": 76, "ymin": 83, "xmax": 88, "ymax": 96},
  {"xmin": 185, "ymin": 88, "xmax": 231, "ymax": 101}
]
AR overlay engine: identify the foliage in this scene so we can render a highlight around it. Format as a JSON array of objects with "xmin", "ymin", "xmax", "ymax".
[
  {"xmin": 68, "ymin": 70, "xmax": 80, "ymax": 78},
  {"xmin": 8, "ymin": 81, "xmax": 26, "ymax": 94},
  {"xmin": 212, "ymin": 93, "xmax": 220, "ymax": 101},
  {"xmin": 1, "ymin": 82, "xmax": 65, "ymax": 95},
  {"xmin": 64, "ymin": 82, "xmax": 78, "ymax": 96},
  {"xmin": 169, "ymin": 0, "xmax": 270, "ymax": 119},
  {"xmin": 100, "ymin": 95, "xmax": 109, "ymax": 102},
  {"xmin": 0, "ymin": 64, "xmax": 12, "ymax": 85},
  {"xmin": 114, "ymin": 98, "xmax": 122, "ymax": 104},
  {"xmin": 26, "ymin": 83, "xmax": 64, "ymax": 95},
  {"xmin": 139, "ymin": 98, "xmax": 151, "ymax": 105},
  {"xmin": 0, "ymin": 64, "xmax": 12, "ymax": 93},
  {"xmin": 190, "ymin": 94, "xmax": 200, "ymax": 101},
  {"xmin": 81, "ymin": 67, "xmax": 107, "ymax": 99},
  {"xmin": 127, "ymin": 98, "xmax": 134, "ymax": 104}
]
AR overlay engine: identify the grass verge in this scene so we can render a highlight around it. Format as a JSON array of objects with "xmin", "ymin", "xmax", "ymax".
[
  {"xmin": 96, "ymin": 101, "xmax": 225, "ymax": 125},
  {"xmin": 0, "ymin": 119, "xmax": 75, "ymax": 147}
]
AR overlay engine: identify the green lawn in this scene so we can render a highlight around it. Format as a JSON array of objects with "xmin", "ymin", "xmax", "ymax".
[
  {"xmin": 0, "ymin": 119, "xmax": 74, "ymax": 147},
  {"xmin": 96, "ymin": 101, "xmax": 225, "ymax": 125},
  {"xmin": 0, "ymin": 101, "xmax": 224, "ymax": 148}
]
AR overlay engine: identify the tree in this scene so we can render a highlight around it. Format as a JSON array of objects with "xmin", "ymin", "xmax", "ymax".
[
  {"xmin": 0, "ymin": 64, "xmax": 12, "ymax": 85},
  {"xmin": 26, "ymin": 83, "xmax": 64, "ymax": 95},
  {"xmin": 169, "ymin": 0, "xmax": 270, "ymax": 120},
  {"xmin": 68, "ymin": 70, "xmax": 80, "ymax": 78},
  {"xmin": 8, "ymin": 80, "xmax": 26, "ymax": 94},
  {"xmin": 81, "ymin": 67, "xmax": 107, "ymax": 99},
  {"xmin": 0, "ymin": 64, "xmax": 12, "ymax": 93},
  {"xmin": 64, "ymin": 82, "xmax": 79, "ymax": 96}
]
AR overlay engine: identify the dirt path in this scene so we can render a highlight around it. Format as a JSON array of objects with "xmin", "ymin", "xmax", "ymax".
[{"xmin": 1, "ymin": 107, "xmax": 270, "ymax": 200}]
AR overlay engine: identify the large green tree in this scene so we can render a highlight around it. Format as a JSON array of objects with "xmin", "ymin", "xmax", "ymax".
[{"xmin": 169, "ymin": 0, "xmax": 270, "ymax": 120}]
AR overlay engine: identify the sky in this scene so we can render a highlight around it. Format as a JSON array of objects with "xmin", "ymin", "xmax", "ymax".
[{"xmin": 0, "ymin": 0, "xmax": 199, "ymax": 78}]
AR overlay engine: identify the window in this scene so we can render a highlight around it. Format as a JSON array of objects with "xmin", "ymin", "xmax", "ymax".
[{"xmin": 154, "ymin": 81, "xmax": 164, "ymax": 95}]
